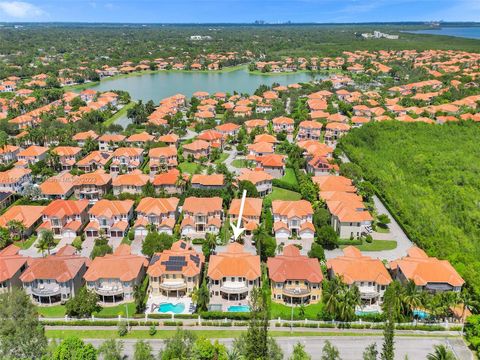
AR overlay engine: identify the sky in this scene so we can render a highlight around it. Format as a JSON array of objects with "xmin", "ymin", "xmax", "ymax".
[{"xmin": 0, "ymin": 0, "xmax": 479, "ymax": 23}]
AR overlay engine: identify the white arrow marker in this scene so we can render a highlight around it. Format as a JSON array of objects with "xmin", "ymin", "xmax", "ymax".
[{"xmin": 230, "ymin": 189, "xmax": 247, "ymax": 241}]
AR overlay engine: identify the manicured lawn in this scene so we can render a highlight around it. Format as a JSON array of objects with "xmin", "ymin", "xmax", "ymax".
[
  {"xmin": 103, "ymin": 102, "xmax": 135, "ymax": 127},
  {"xmin": 231, "ymin": 159, "xmax": 250, "ymax": 168},
  {"xmin": 270, "ymin": 301, "xmax": 324, "ymax": 320},
  {"xmin": 95, "ymin": 302, "xmax": 136, "ymax": 317},
  {"xmin": 214, "ymin": 153, "xmax": 229, "ymax": 165},
  {"xmin": 14, "ymin": 235, "xmax": 37, "ymax": 250},
  {"xmin": 341, "ymin": 240, "xmax": 397, "ymax": 251},
  {"xmin": 266, "ymin": 187, "xmax": 302, "ymax": 201},
  {"xmin": 376, "ymin": 225, "xmax": 390, "ymax": 234},
  {"xmin": 178, "ymin": 161, "xmax": 201, "ymax": 174},
  {"xmin": 280, "ymin": 168, "xmax": 298, "ymax": 186},
  {"xmin": 37, "ymin": 305, "xmax": 66, "ymax": 318}
]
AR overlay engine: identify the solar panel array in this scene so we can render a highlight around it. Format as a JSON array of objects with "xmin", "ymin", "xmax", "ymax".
[
  {"xmin": 162, "ymin": 256, "xmax": 187, "ymax": 271},
  {"xmin": 190, "ymin": 254, "xmax": 201, "ymax": 267},
  {"xmin": 180, "ymin": 242, "xmax": 187, "ymax": 249},
  {"xmin": 149, "ymin": 253, "xmax": 160, "ymax": 266}
]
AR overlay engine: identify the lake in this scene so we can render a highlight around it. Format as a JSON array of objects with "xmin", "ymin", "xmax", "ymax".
[
  {"xmin": 406, "ymin": 27, "xmax": 480, "ymax": 40},
  {"xmin": 87, "ymin": 66, "xmax": 315, "ymax": 103}
]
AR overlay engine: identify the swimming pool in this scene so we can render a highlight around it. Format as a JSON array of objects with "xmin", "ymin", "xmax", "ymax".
[
  {"xmin": 355, "ymin": 310, "xmax": 380, "ymax": 316},
  {"xmin": 227, "ymin": 305, "xmax": 250, "ymax": 312},
  {"xmin": 158, "ymin": 302, "xmax": 185, "ymax": 314},
  {"xmin": 413, "ymin": 309, "xmax": 429, "ymax": 319}
]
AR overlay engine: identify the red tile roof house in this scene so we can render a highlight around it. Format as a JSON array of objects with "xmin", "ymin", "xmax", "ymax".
[
  {"xmin": 85, "ymin": 200, "xmax": 134, "ymax": 245},
  {"xmin": 191, "ymin": 174, "xmax": 225, "ymax": 190},
  {"xmin": 0, "ymin": 205, "xmax": 45, "ymax": 238},
  {"xmin": 215, "ymin": 123, "xmax": 240, "ymax": 138},
  {"xmin": 207, "ymin": 242, "xmax": 261, "ymax": 311},
  {"xmin": 112, "ymin": 170, "xmax": 150, "ymax": 196},
  {"xmin": 0, "ymin": 145, "xmax": 20, "ymax": 164},
  {"xmin": 98, "ymin": 134, "xmax": 126, "ymax": 151},
  {"xmin": 272, "ymin": 116, "xmax": 294, "ymax": 135},
  {"xmin": 229, "ymin": 197, "xmax": 262, "ymax": 237},
  {"xmin": 390, "ymin": 247, "xmax": 464, "ymax": 293},
  {"xmin": 0, "ymin": 245, "xmax": 28, "ymax": 294},
  {"xmin": 40, "ymin": 172, "xmax": 77, "ymax": 200},
  {"xmin": 267, "ymin": 245, "xmax": 323, "ymax": 305},
  {"xmin": 307, "ymin": 156, "xmax": 338, "ymax": 176},
  {"xmin": 245, "ymin": 119, "xmax": 268, "ymax": 134},
  {"xmin": 110, "ymin": 147, "xmax": 144, "ymax": 173},
  {"xmin": 76, "ymin": 151, "xmax": 112, "ymax": 173},
  {"xmin": 153, "ymin": 169, "xmax": 184, "ymax": 195},
  {"xmin": 38, "ymin": 200, "xmax": 89, "ymax": 240},
  {"xmin": 84, "ymin": 244, "xmax": 148, "ymax": 305},
  {"xmin": 148, "ymin": 146, "xmax": 178, "ymax": 173},
  {"xmin": 324, "ymin": 122, "xmax": 351, "ymax": 145},
  {"xmin": 237, "ymin": 169, "xmax": 273, "ymax": 197},
  {"xmin": 17, "ymin": 145, "xmax": 48, "ymax": 165},
  {"xmin": 272, "ymin": 200, "xmax": 315, "ymax": 250},
  {"xmin": 327, "ymin": 246, "xmax": 392, "ymax": 312},
  {"xmin": 247, "ymin": 142, "xmax": 274, "ymax": 158},
  {"xmin": 72, "ymin": 130, "xmax": 99, "ymax": 147},
  {"xmin": 74, "ymin": 170, "xmax": 112, "ymax": 204},
  {"xmin": 253, "ymin": 154, "xmax": 286, "ymax": 179},
  {"xmin": 181, "ymin": 196, "xmax": 223, "ymax": 239},
  {"xmin": 126, "ymin": 132, "xmax": 155, "ymax": 147},
  {"xmin": 134, "ymin": 197, "xmax": 179, "ymax": 239},
  {"xmin": 147, "ymin": 240, "xmax": 204, "ymax": 300},
  {"xmin": 197, "ymin": 129, "xmax": 224, "ymax": 149},
  {"xmin": 297, "ymin": 120, "xmax": 322, "ymax": 141},
  {"xmin": 0, "ymin": 168, "xmax": 32, "ymax": 193},
  {"xmin": 20, "ymin": 245, "xmax": 89, "ymax": 305},
  {"xmin": 182, "ymin": 140, "xmax": 210, "ymax": 161},
  {"xmin": 52, "ymin": 146, "xmax": 82, "ymax": 171}
]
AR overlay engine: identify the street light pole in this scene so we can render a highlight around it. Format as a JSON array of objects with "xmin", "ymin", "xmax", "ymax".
[{"xmin": 125, "ymin": 303, "xmax": 130, "ymax": 331}]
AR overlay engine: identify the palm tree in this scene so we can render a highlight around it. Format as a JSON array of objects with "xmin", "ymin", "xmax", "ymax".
[
  {"xmin": 426, "ymin": 344, "xmax": 456, "ymax": 360},
  {"xmin": 7, "ymin": 219, "xmax": 26, "ymax": 241},
  {"xmin": 322, "ymin": 277, "xmax": 343, "ymax": 318},
  {"xmin": 36, "ymin": 230, "xmax": 56, "ymax": 256},
  {"xmin": 403, "ymin": 280, "xmax": 422, "ymax": 316}
]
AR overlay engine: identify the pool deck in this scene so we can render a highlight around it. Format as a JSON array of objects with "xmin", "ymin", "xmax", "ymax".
[{"xmin": 146, "ymin": 295, "xmax": 193, "ymax": 315}]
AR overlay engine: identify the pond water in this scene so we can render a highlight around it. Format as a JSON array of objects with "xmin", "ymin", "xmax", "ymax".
[
  {"xmin": 405, "ymin": 27, "xmax": 480, "ymax": 40},
  {"xmin": 87, "ymin": 66, "xmax": 315, "ymax": 103}
]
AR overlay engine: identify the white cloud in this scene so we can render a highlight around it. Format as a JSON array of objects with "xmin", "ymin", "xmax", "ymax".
[{"xmin": 0, "ymin": 1, "xmax": 45, "ymax": 19}]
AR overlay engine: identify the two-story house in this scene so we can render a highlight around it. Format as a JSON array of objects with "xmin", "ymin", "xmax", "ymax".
[
  {"xmin": 52, "ymin": 146, "xmax": 82, "ymax": 171},
  {"xmin": 0, "ymin": 245, "xmax": 28, "ymax": 294},
  {"xmin": 182, "ymin": 140, "xmax": 210, "ymax": 160},
  {"xmin": 149, "ymin": 146, "xmax": 178, "ymax": 173},
  {"xmin": 38, "ymin": 200, "xmax": 89, "ymax": 239},
  {"xmin": 40, "ymin": 172, "xmax": 77, "ymax": 200},
  {"xmin": 0, "ymin": 205, "xmax": 45, "ymax": 238},
  {"xmin": 0, "ymin": 168, "xmax": 32, "ymax": 193},
  {"xmin": 152, "ymin": 169, "xmax": 184, "ymax": 195},
  {"xmin": 20, "ymin": 245, "xmax": 88, "ymax": 305},
  {"xmin": 84, "ymin": 244, "xmax": 148, "ymax": 304},
  {"xmin": 228, "ymin": 197, "xmax": 262, "ymax": 237},
  {"xmin": 327, "ymin": 246, "xmax": 392, "ymax": 312},
  {"xmin": 272, "ymin": 200, "xmax": 315, "ymax": 249},
  {"xmin": 180, "ymin": 197, "xmax": 223, "ymax": 239},
  {"xmin": 126, "ymin": 132, "xmax": 155, "ymax": 147},
  {"xmin": 207, "ymin": 242, "xmax": 261, "ymax": 311},
  {"xmin": 253, "ymin": 154, "xmax": 286, "ymax": 178},
  {"xmin": 237, "ymin": 169, "xmax": 273, "ymax": 197},
  {"xmin": 110, "ymin": 147, "xmax": 144, "ymax": 173},
  {"xmin": 98, "ymin": 134, "xmax": 126, "ymax": 151},
  {"xmin": 191, "ymin": 174, "xmax": 225, "ymax": 190},
  {"xmin": 72, "ymin": 130, "xmax": 99, "ymax": 148},
  {"xmin": 112, "ymin": 170, "xmax": 149, "ymax": 196},
  {"xmin": 296, "ymin": 120, "xmax": 322, "ymax": 141},
  {"xmin": 390, "ymin": 247, "xmax": 464, "ymax": 293},
  {"xmin": 74, "ymin": 170, "xmax": 112, "ymax": 204},
  {"xmin": 148, "ymin": 240, "xmax": 204, "ymax": 299},
  {"xmin": 85, "ymin": 199, "xmax": 134, "ymax": 242},
  {"xmin": 16, "ymin": 145, "xmax": 48, "ymax": 165},
  {"xmin": 272, "ymin": 116, "xmax": 294, "ymax": 135},
  {"xmin": 267, "ymin": 245, "xmax": 323, "ymax": 305},
  {"xmin": 134, "ymin": 197, "xmax": 179, "ymax": 239},
  {"xmin": 76, "ymin": 151, "xmax": 113, "ymax": 173},
  {"xmin": 0, "ymin": 145, "xmax": 20, "ymax": 165}
]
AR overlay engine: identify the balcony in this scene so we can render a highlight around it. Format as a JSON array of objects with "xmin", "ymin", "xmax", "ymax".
[
  {"xmin": 283, "ymin": 287, "xmax": 311, "ymax": 297},
  {"xmin": 358, "ymin": 286, "xmax": 379, "ymax": 299},
  {"xmin": 31, "ymin": 284, "xmax": 61, "ymax": 296},
  {"xmin": 95, "ymin": 285, "xmax": 124, "ymax": 296},
  {"xmin": 159, "ymin": 281, "xmax": 187, "ymax": 291},
  {"xmin": 220, "ymin": 281, "xmax": 248, "ymax": 294}
]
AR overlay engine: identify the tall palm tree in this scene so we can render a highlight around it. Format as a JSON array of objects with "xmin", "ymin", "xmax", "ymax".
[
  {"xmin": 426, "ymin": 344, "xmax": 456, "ymax": 360},
  {"xmin": 403, "ymin": 280, "xmax": 422, "ymax": 315}
]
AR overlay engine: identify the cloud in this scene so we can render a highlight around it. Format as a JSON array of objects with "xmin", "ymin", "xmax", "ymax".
[{"xmin": 0, "ymin": 1, "xmax": 45, "ymax": 18}]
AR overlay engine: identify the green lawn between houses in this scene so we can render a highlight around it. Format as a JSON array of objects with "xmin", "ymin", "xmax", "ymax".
[
  {"xmin": 178, "ymin": 161, "xmax": 201, "ymax": 174},
  {"xmin": 280, "ymin": 168, "xmax": 299, "ymax": 187},
  {"xmin": 340, "ymin": 240, "xmax": 397, "ymax": 252},
  {"xmin": 231, "ymin": 159, "xmax": 250, "ymax": 168},
  {"xmin": 270, "ymin": 301, "xmax": 324, "ymax": 321},
  {"xmin": 214, "ymin": 153, "xmax": 229, "ymax": 165},
  {"xmin": 37, "ymin": 302, "xmax": 136, "ymax": 318},
  {"xmin": 103, "ymin": 101, "xmax": 135, "ymax": 127},
  {"xmin": 266, "ymin": 187, "xmax": 302, "ymax": 201}
]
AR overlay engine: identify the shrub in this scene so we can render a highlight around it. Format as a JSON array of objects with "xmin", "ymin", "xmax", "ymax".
[
  {"xmin": 149, "ymin": 324, "xmax": 157, "ymax": 336},
  {"xmin": 117, "ymin": 322, "xmax": 128, "ymax": 336}
]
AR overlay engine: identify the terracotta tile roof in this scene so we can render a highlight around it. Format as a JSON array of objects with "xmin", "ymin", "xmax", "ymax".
[
  {"xmin": 272, "ymin": 200, "xmax": 313, "ymax": 218},
  {"xmin": 237, "ymin": 169, "xmax": 273, "ymax": 185},
  {"xmin": 126, "ymin": 132, "xmax": 155, "ymax": 143},
  {"xmin": 183, "ymin": 140, "xmax": 210, "ymax": 152},
  {"xmin": 136, "ymin": 197, "xmax": 179, "ymax": 214},
  {"xmin": 84, "ymin": 244, "xmax": 148, "ymax": 282},
  {"xmin": 0, "ymin": 244, "xmax": 27, "ymax": 282},
  {"xmin": 75, "ymin": 170, "xmax": 112, "ymax": 186},
  {"xmin": 267, "ymin": 245, "xmax": 323, "ymax": 283},
  {"xmin": 299, "ymin": 120, "xmax": 322, "ymax": 129},
  {"xmin": 248, "ymin": 142, "xmax": 274, "ymax": 154},
  {"xmin": 0, "ymin": 205, "xmax": 44, "ymax": 229},
  {"xmin": 152, "ymin": 169, "xmax": 181, "ymax": 186},
  {"xmin": 245, "ymin": 119, "xmax": 268, "ymax": 128},
  {"xmin": 312, "ymin": 175, "xmax": 356, "ymax": 193},
  {"xmin": 76, "ymin": 151, "xmax": 112, "ymax": 167},
  {"xmin": 89, "ymin": 199, "xmax": 134, "ymax": 217},
  {"xmin": 208, "ymin": 242, "xmax": 260, "ymax": 280},
  {"xmin": 327, "ymin": 246, "xmax": 392, "ymax": 285},
  {"xmin": 112, "ymin": 147, "xmax": 144, "ymax": 157},
  {"xmin": 272, "ymin": 116, "xmax": 294, "ymax": 125},
  {"xmin": 42, "ymin": 200, "xmax": 89, "ymax": 218},
  {"xmin": 20, "ymin": 245, "xmax": 88, "ymax": 283},
  {"xmin": 390, "ymin": 247, "xmax": 464, "ymax": 287},
  {"xmin": 191, "ymin": 174, "xmax": 224, "ymax": 186},
  {"xmin": 254, "ymin": 134, "xmax": 277, "ymax": 144},
  {"xmin": 17, "ymin": 145, "xmax": 48, "ymax": 158},
  {"xmin": 0, "ymin": 168, "xmax": 31, "ymax": 184},
  {"xmin": 112, "ymin": 171, "xmax": 149, "ymax": 187},
  {"xmin": 149, "ymin": 146, "xmax": 177, "ymax": 158},
  {"xmin": 158, "ymin": 134, "xmax": 179, "ymax": 144},
  {"xmin": 148, "ymin": 240, "xmax": 204, "ymax": 277},
  {"xmin": 182, "ymin": 196, "xmax": 222, "ymax": 214},
  {"xmin": 53, "ymin": 146, "xmax": 82, "ymax": 157},
  {"xmin": 255, "ymin": 154, "xmax": 285, "ymax": 168},
  {"xmin": 216, "ymin": 123, "xmax": 240, "ymax": 133},
  {"xmin": 98, "ymin": 134, "xmax": 126, "ymax": 143},
  {"xmin": 229, "ymin": 197, "xmax": 262, "ymax": 218},
  {"xmin": 197, "ymin": 130, "xmax": 223, "ymax": 142}
]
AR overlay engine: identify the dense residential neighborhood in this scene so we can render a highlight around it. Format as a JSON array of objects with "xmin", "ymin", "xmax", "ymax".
[{"xmin": 0, "ymin": 21, "xmax": 479, "ymax": 359}]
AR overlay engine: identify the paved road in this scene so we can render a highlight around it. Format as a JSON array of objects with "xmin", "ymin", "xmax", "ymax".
[
  {"xmin": 181, "ymin": 128, "xmax": 197, "ymax": 141},
  {"xmin": 83, "ymin": 335, "xmax": 472, "ymax": 360},
  {"xmin": 223, "ymin": 148, "xmax": 242, "ymax": 174}
]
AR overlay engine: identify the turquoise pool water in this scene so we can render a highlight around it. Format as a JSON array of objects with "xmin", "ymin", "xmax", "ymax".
[
  {"xmin": 413, "ymin": 310, "xmax": 429, "ymax": 319},
  {"xmin": 355, "ymin": 310, "xmax": 380, "ymax": 316},
  {"xmin": 158, "ymin": 302, "xmax": 185, "ymax": 314},
  {"xmin": 227, "ymin": 305, "xmax": 250, "ymax": 312}
]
